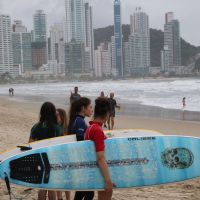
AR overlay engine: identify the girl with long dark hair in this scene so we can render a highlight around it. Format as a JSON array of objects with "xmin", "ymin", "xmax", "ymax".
[
  {"xmin": 29, "ymin": 102, "xmax": 62, "ymax": 200},
  {"xmin": 68, "ymin": 97, "xmax": 94, "ymax": 200}
]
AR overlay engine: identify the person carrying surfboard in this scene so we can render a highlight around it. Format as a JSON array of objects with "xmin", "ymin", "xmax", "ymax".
[
  {"xmin": 85, "ymin": 97, "xmax": 116, "ymax": 200},
  {"xmin": 68, "ymin": 97, "xmax": 94, "ymax": 200},
  {"xmin": 56, "ymin": 108, "xmax": 71, "ymax": 200},
  {"xmin": 29, "ymin": 102, "xmax": 63, "ymax": 200}
]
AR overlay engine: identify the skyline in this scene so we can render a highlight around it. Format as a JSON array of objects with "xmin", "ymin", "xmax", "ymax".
[{"xmin": 0, "ymin": 0, "xmax": 199, "ymax": 46}]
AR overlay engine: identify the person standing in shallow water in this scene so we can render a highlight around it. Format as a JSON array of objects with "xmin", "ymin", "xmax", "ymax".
[
  {"xmin": 70, "ymin": 86, "xmax": 81, "ymax": 104},
  {"xmin": 182, "ymin": 97, "xmax": 186, "ymax": 109},
  {"xmin": 107, "ymin": 92, "xmax": 120, "ymax": 130},
  {"xmin": 68, "ymin": 97, "xmax": 94, "ymax": 200}
]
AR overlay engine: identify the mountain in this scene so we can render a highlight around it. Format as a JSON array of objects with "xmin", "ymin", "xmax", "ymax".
[{"xmin": 94, "ymin": 25, "xmax": 200, "ymax": 67}]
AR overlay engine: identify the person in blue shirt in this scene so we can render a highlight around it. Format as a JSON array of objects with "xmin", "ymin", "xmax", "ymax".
[{"xmin": 68, "ymin": 97, "xmax": 94, "ymax": 200}]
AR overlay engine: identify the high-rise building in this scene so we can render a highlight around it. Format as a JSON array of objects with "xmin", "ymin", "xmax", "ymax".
[
  {"xmin": 65, "ymin": 0, "xmax": 85, "ymax": 43},
  {"xmin": 13, "ymin": 20, "xmax": 27, "ymax": 33},
  {"xmin": 31, "ymin": 41, "xmax": 47, "ymax": 69},
  {"xmin": 161, "ymin": 45, "xmax": 170, "ymax": 72},
  {"xmin": 123, "ymin": 42, "xmax": 130, "ymax": 76},
  {"xmin": 65, "ymin": 40, "xmax": 85, "ymax": 74},
  {"xmin": 32, "ymin": 10, "xmax": 47, "ymax": 68},
  {"xmin": 12, "ymin": 32, "xmax": 32, "ymax": 73},
  {"xmin": 114, "ymin": 0, "xmax": 123, "ymax": 77},
  {"xmin": 0, "ymin": 15, "xmax": 14, "ymax": 76},
  {"xmin": 12, "ymin": 20, "xmax": 32, "ymax": 73},
  {"xmin": 84, "ymin": 2, "xmax": 94, "ymax": 72},
  {"xmin": 49, "ymin": 23, "xmax": 64, "ymax": 60},
  {"xmin": 129, "ymin": 8, "xmax": 150, "ymax": 76},
  {"xmin": 164, "ymin": 12, "xmax": 181, "ymax": 71},
  {"xmin": 94, "ymin": 42, "xmax": 112, "ymax": 77},
  {"xmin": 33, "ymin": 10, "xmax": 47, "ymax": 42}
]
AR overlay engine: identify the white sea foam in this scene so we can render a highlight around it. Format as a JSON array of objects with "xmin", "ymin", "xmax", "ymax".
[{"xmin": 0, "ymin": 78, "xmax": 199, "ymax": 111}]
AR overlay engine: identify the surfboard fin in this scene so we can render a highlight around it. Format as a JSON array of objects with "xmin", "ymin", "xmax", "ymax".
[{"xmin": 17, "ymin": 146, "xmax": 32, "ymax": 151}]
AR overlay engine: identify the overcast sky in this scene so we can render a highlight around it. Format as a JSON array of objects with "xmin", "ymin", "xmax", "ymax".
[{"xmin": 0, "ymin": 0, "xmax": 199, "ymax": 46}]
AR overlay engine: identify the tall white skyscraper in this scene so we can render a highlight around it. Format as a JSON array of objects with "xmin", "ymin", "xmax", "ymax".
[
  {"xmin": 164, "ymin": 12, "xmax": 181, "ymax": 70},
  {"xmin": 65, "ymin": 0, "xmax": 85, "ymax": 43},
  {"xmin": 114, "ymin": 0, "xmax": 123, "ymax": 77},
  {"xmin": 94, "ymin": 42, "xmax": 112, "ymax": 77},
  {"xmin": 0, "ymin": 15, "xmax": 14, "ymax": 76},
  {"xmin": 129, "ymin": 8, "xmax": 150, "ymax": 75},
  {"xmin": 84, "ymin": 2, "xmax": 94, "ymax": 71}
]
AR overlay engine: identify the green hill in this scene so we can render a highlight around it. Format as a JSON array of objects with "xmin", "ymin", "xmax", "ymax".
[{"xmin": 94, "ymin": 25, "xmax": 200, "ymax": 67}]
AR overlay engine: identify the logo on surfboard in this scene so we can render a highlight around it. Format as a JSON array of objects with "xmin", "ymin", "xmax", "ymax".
[{"xmin": 161, "ymin": 148, "xmax": 194, "ymax": 169}]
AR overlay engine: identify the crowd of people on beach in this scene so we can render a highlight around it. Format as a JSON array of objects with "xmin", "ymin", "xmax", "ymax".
[{"xmin": 28, "ymin": 86, "xmax": 120, "ymax": 200}]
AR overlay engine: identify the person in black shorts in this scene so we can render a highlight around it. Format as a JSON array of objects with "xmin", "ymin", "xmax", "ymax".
[
  {"xmin": 107, "ymin": 93, "xmax": 120, "ymax": 130},
  {"xmin": 70, "ymin": 87, "xmax": 81, "ymax": 104}
]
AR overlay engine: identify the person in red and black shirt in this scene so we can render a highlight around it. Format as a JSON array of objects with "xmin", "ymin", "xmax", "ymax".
[{"xmin": 85, "ymin": 97, "xmax": 116, "ymax": 200}]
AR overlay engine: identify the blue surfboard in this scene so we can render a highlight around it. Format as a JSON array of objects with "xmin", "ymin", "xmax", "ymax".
[{"xmin": 0, "ymin": 135, "xmax": 199, "ymax": 190}]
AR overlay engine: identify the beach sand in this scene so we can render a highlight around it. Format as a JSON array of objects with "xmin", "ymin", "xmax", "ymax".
[{"xmin": 0, "ymin": 97, "xmax": 200, "ymax": 199}]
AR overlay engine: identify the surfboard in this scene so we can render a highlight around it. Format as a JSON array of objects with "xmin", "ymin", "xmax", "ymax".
[
  {"xmin": 0, "ymin": 129, "xmax": 161, "ymax": 161},
  {"xmin": 0, "ymin": 134, "xmax": 199, "ymax": 191}
]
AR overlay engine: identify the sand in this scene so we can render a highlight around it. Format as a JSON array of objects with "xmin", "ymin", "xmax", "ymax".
[{"xmin": 0, "ymin": 97, "xmax": 200, "ymax": 199}]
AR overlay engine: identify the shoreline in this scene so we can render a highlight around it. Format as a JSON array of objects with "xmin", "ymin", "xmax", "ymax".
[{"xmin": 3, "ymin": 93, "xmax": 200, "ymax": 123}]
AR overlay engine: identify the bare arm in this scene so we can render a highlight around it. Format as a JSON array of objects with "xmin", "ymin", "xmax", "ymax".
[{"xmin": 96, "ymin": 151, "xmax": 113, "ymax": 192}]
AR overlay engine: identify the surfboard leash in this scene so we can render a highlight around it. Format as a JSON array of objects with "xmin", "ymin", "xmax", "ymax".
[
  {"xmin": 4, "ymin": 172, "xmax": 11, "ymax": 200},
  {"xmin": 4, "ymin": 172, "xmax": 32, "ymax": 200}
]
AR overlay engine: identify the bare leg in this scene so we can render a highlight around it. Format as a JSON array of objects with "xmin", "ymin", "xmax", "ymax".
[
  {"xmin": 48, "ymin": 191, "xmax": 57, "ymax": 200},
  {"xmin": 65, "ymin": 191, "xmax": 71, "ymax": 200},
  {"xmin": 107, "ymin": 116, "xmax": 111, "ymax": 130},
  {"xmin": 57, "ymin": 191, "xmax": 63, "ymax": 199},
  {"xmin": 111, "ymin": 117, "xmax": 114, "ymax": 130},
  {"xmin": 38, "ymin": 190, "xmax": 47, "ymax": 200},
  {"xmin": 98, "ymin": 191, "xmax": 112, "ymax": 200}
]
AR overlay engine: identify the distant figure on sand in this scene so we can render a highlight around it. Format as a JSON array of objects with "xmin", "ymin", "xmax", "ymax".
[
  {"xmin": 108, "ymin": 93, "xmax": 120, "ymax": 130},
  {"xmin": 100, "ymin": 91, "xmax": 105, "ymax": 97},
  {"xmin": 9, "ymin": 88, "xmax": 14, "ymax": 96},
  {"xmin": 182, "ymin": 97, "xmax": 186, "ymax": 109},
  {"xmin": 70, "ymin": 87, "xmax": 81, "ymax": 104}
]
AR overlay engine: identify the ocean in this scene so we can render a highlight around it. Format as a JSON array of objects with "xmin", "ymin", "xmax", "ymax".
[{"xmin": 0, "ymin": 78, "xmax": 200, "ymax": 113}]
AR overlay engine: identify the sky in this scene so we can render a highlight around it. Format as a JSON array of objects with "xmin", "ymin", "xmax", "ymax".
[{"xmin": 0, "ymin": 0, "xmax": 199, "ymax": 46}]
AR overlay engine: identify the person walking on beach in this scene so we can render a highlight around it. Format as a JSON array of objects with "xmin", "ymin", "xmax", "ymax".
[
  {"xmin": 29, "ymin": 102, "xmax": 62, "ymax": 200},
  {"xmin": 56, "ymin": 108, "xmax": 70, "ymax": 200},
  {"xmin": 9, "ymin": 88, "xmax": 14, "ymax": 96},
  {"xmin": 70, "ymin": 86, "xmax": 81, "ymax": 104},
  {"xmin": 182, "ymin": 97, "xmax": 186, "ymax": 109},
  {"xmin": 68, "ymin": 97, "xmax": 94, "ymax": 200},
  {"xmin": 99, "ymin": 91, "xmax": 108, "ymax": 128},
  {"xmin": 85, "ymin": 97, "xmax": 116, "ymax": 200},
  {"xmin": 100, "ymin": 91, "xmax": 105, "ymax": 97},
  {"xmin": 107, "ymin": 92, "xmax": 120, "ymax": 130}
]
